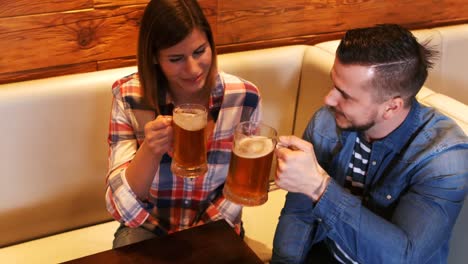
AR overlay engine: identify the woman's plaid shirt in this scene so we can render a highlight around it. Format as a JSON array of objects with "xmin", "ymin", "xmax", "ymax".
[{"xmin": 105, "ymin": 72, "xmax": 261, "ymax": 234}]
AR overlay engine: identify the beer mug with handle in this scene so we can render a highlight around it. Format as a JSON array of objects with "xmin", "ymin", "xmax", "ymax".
[
  {"xmin": 223, "ymin": 121, "xmax": 277, "ymax": 206},
  {"xmin": 171, "ymin": 104, "xmax": 208, "ymax": 178}
]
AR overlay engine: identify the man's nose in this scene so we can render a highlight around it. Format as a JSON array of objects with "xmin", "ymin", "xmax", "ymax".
[{"xmin": 324, "ymin": 89, "xmax": 339, "ymax": 107}]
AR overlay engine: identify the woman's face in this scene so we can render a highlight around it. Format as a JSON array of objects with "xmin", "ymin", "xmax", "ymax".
[{"xmin": 158, "ymin": 28, "xmax": 213, "ymax": 96}]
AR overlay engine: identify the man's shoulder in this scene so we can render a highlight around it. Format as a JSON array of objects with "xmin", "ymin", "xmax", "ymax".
[
  {"xmin": 398, "ymin": 105, "xmax": 468, "ymax": 168},
  {"xmin": 417, "ymin": 106, "xmax": 468, "ymax": 150},
  {"xmin": 305, "ymin": 107, "xmax": 340, "ymax": 139}
]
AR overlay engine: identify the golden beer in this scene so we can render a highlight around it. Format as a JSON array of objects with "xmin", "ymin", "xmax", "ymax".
[
  {"xmin": 223, "ymin": 122, "xmax": 277, "ymax": 206},
  {"xmin": 171, "ymin": 104, "xmax": 208, "ymax": 178}
]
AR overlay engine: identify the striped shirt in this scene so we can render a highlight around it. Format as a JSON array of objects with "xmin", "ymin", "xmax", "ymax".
[
  {"xmin": 344, "ymin": 136, "xmax": 371, "ymax": 198},
  {"xmin": 328, "ymin": 135, "xmax": 372, "ymax": 264},
  {"xmin": 105, "ymin": 71, "xmax": 261, "ymax": 235}
]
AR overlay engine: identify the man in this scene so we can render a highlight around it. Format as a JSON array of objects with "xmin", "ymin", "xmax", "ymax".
[{"xmin": 272, "ymin": 24, "xmax": 467, "ymax": 264}]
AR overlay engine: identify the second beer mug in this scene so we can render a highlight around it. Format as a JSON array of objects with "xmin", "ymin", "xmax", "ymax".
[
  {"xmin": 223, "ymin": 121, "xmax": 277, "ymax": 206},
  {"xmin": 171, "ymin": 104, "xmax": 208, "ymax": 178}
]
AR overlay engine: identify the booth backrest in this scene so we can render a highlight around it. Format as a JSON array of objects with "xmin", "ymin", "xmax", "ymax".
[
  {"xmin": 0, "ymin": 67, "xmax": 135, "ymax": 247},
  {"xmin": 294, "ymin": 46, "xmax": 336, "ymax": 137},
  {"xmin": 218, "ymin": 45, "xmax": 306, "ymax": 136}
]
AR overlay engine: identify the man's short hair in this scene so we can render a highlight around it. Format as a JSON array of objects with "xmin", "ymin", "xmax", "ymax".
[{"xmin": 336, "ymin": 24, "xmax": 436, "ymax": 106}]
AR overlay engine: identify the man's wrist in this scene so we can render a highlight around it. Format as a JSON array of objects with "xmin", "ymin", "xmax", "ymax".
[{"xmin": 312, "ymin": 174, "xmax": 331, "ymax": 202}]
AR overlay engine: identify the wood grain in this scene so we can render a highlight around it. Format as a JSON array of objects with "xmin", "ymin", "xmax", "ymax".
[
  {"xmin": 0, "ymin": 6, "xmax": 144, "ymax": 74},
  {"xmin": 217, "ymin": 0, "xmax": 468, "ymax": 45},
  {"xmin": 94, "ymin": 0, "xmax": 150, "ymax": 7},
  {"xmin": 97, "ymin": 56, "xmax": 137, "ymax": 71},
  {"xmin": 0, "ymin": 62, "xmax": 96, "ymax": 85},
  {"xmin": 0, "ymin": 0, "xmax": 92, "ymax": 18},
  {"xmin": 1, "ymin": 0, "xmax": 467, "ymax": 84},
  {"xmin": 216, "ymin": 32, "xmax": 345, "ymax": 54}
]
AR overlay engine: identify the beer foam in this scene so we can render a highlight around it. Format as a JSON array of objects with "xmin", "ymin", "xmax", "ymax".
[
  {"xmin": 173, "ymin": 108, "xmax": 207, "ymax": 131},
  {"xmin": 234, "ymin": 136, "xmax": 274, "ymax": 158}
]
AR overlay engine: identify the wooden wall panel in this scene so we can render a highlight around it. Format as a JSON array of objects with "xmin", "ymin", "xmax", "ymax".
[
  {"xmin": 0, "ymin": 0, "xmax": 93, "ymax": 18},
  {"xmin": 98, "ymin": 56, "xmax": 137, "ymax": 71},
  {"xmin": 0, "ymin": 0, "xmax": 217, "ymax": 84},
  {"xmin": 0, "ymin": 6, "xmax": 143, "ymax": 74},
  {"xmin": 95, "ymin": 0, "xmax": 149, "ymax": 7},
  {"xmin": 0, "ymin": 62, "xmax": 98, "ymax": 84},
  {"xmin": 217, "ymin": 0, "xmax": 468, "ymax": 46},
  {"xmin": 199, "ymin": 0, "xmax": 218, "ymax": 42},
  {"xmin": 0, "ymin": 0, "xmax": 467, "ymax": 84}
]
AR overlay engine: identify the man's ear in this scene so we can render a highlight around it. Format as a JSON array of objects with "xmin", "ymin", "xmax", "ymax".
[{"xmin": 383, "ymin": 96, "xmax": 404, "ymax": 119}]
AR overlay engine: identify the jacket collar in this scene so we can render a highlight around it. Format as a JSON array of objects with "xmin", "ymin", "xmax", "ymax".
[
  {"xmin": 374, "ymin": 99, "xmax": 422, "ymax": 153},
  {"xmin": 340, "ymin": 99, "xmax": 422, "ymax": 153}
]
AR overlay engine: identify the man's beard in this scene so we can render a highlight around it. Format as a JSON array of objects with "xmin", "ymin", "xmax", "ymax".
[
  {"xmin": 329, "ymin": 106, "xmax": 375, "ymax": 132},
  {"xmin": 343, "ymin": 120, "xmax": 375, "ymax": 132}
]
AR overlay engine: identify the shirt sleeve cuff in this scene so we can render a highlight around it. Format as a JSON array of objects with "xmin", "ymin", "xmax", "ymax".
[
  {"xmin": 107, "ymin": 169, "xmax": 150, "ymax": 227},
  {"xmin": 313, "ymin": 179, "xmax": 361, "ymax": 229}
]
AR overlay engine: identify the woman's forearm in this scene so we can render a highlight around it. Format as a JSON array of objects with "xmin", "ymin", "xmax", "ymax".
[{"xmin": 125, "ymin": 141, "xmax": 162, "ymax": 200}]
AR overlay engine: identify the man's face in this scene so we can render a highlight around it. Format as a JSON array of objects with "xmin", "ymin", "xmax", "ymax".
[{"xmin": 325, "ymin": 58, "xmax": 385, "ymax": 132}]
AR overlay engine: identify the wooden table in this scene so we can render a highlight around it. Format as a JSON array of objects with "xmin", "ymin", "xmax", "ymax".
[{"xmin": 63, "ymin": 220, "xmax": 263, "ymax": 264}]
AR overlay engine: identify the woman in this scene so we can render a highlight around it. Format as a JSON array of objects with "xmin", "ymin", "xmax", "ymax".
[{"xmin": 105, "ymin": 0, "xmax": 262, "ymax": 248}]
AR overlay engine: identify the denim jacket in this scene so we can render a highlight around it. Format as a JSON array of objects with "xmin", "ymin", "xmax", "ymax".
[{"xmin": 272, "ymin": 101, "xmax": 468, "ymax": 264}]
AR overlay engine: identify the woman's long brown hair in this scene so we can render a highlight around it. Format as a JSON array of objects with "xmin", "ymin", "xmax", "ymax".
[{"xmin": 137, "ymin": 0, "xmax": 218, "ymax": 114}]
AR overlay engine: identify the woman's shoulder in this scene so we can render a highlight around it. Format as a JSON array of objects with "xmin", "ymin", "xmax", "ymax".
[
  {"xmin": 111, "ymin": 72, "xmax": 142, "ymax": 97},
  {"xmin": 111, "ymin": 73, "xmax": 150, "ymax": 110},
  {"xmin": 218, "ymin": 71, "xmax": 260, "ymax": 95}
]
